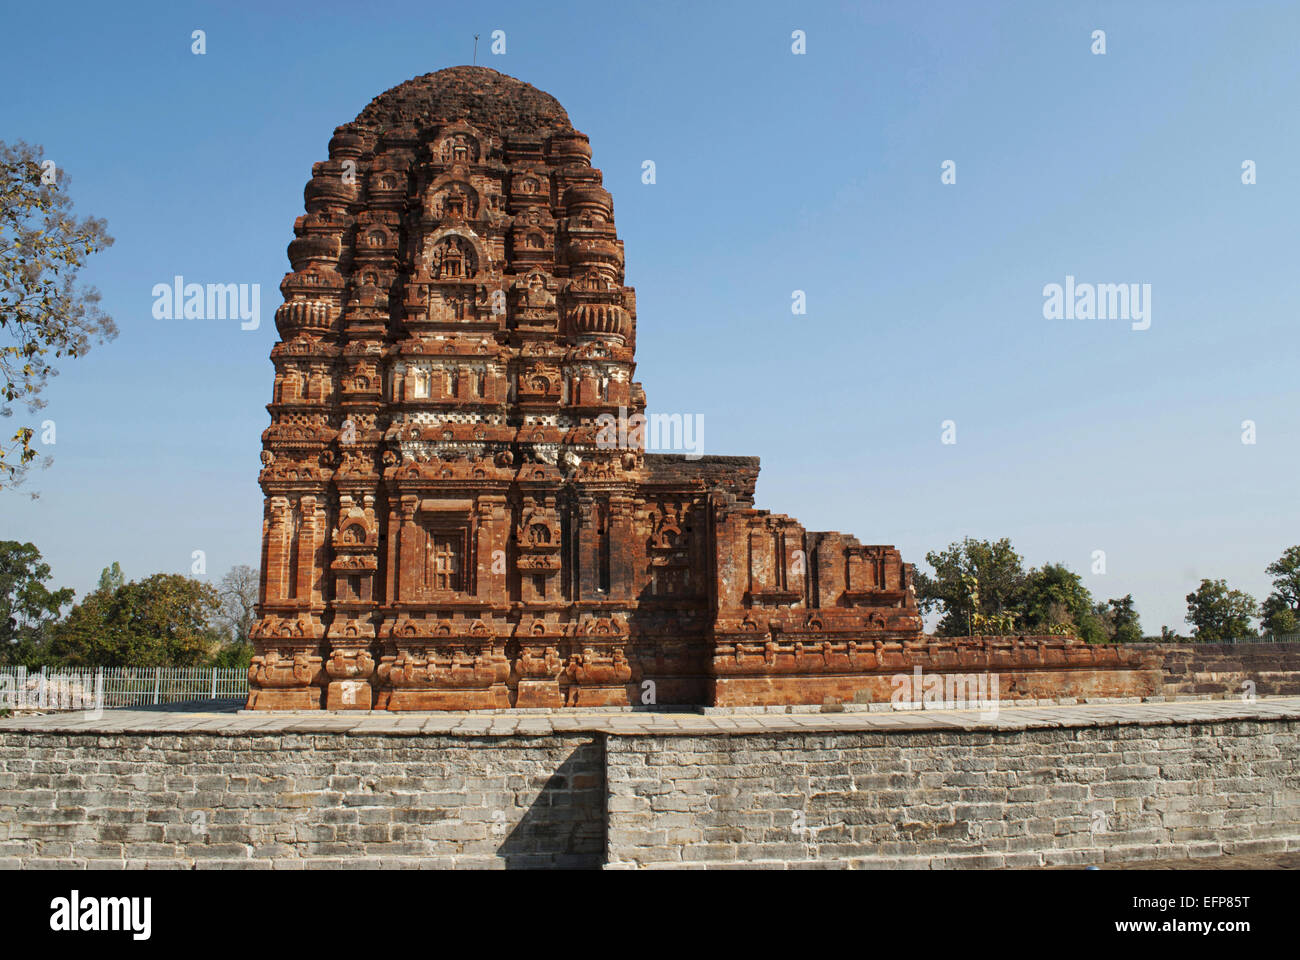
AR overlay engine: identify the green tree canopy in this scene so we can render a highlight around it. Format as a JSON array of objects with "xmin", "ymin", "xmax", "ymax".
[
  {"xmin": 1262, "ymin": 546, "xmax": 1300, "ymax": 634},
  {"xmin": 1104, "ymin": 594, "xmax": 1143, "ymax": 644},
  {"xmin": 95, "ymin": 561, "xmax": 123, "ymax": 595},
  {"xmin": 0, "ymin": 540, "xmax": 73, "ymax": 666},
  {"xmin": 1263, "ymin": 606, "xmax": 1299, "ymax": 635},
  {"xmin": 1185, "ymin": 578, "xmax": 1257, "ymax": 641},
  {"xmin": 47, "ymin": 573, "xmax": 221, "ymax": 667},
  {"xmin": 915, "ymin": 537, "xmax": 1026, "ymax": 637},
  {"xmin": 1018, "ymin": 563, "xmax": 1107, "ymax": 642},
  {"xmin": 917, "ymin": 538, "xmax": 1142, "ymax": 642}
]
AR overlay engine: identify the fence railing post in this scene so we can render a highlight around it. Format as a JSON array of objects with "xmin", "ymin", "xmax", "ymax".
[
  {"xmin": 211, "ymin": 668, "xmax": 217, "ymax": 699},
  {"xmin": 153, "ymin": 667, "xmax": 160, "ymax": 705}
]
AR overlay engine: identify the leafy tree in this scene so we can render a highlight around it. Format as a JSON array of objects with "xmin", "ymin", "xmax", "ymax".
[
  {"xmin": 0, "ymin": 540, "xmax": 73, "ymax": 666},
  {"xmin": 1019, "ymin": 563, "xmax": 1105, "ymax": 641},
  {"xmin": 1105, "ymin": 594, "xmax": 1143, "ymax": 644},
  {"xmin": 918, "ymin": 538, "xmax": 1141, "ymax": 643},
  {"xmin": 1261, "ymin": 603, "xmax": 1298, "ymax": 636},
  {"xmin": 47, "ymin": 573, "xmax": 221, "ymax": 666},
  {"xmin": 1089, "ymin": 601, "xmax": 1115, "ymax": 639},
  {"xmin": 95, "ymin": 561, "xmax": 123, "ymax": 594},
  {"xmin": 1, "ymin": 140, "xmax": 116, "ymax": 489},
  {"xmin": 210, "ymin": 640, "xmax": 253, "ymax": 669},
  {"xmin": 915, "ymin": 537, "xmax": 1026, "ymax": 637},
  {"xmin": 1185, "ymin": 578, "xmax": 1258, "ymax": 641},
  {"xmin": 1262, "ymin": 546, "xmax": 1300, "ymax": 633}
]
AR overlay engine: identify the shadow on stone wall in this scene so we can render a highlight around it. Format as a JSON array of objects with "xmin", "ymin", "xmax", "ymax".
[{"xmin": 497, "ymin": 739, "xmax": 605, "ymax": 868}]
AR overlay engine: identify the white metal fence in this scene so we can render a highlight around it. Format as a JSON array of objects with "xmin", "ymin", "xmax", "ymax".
[
  {"xmin": 0, "ymin": 667, "xmax": 247, "ymax": 711},
  {"xmin": 1215, "ymin": 633, "xmax": 1300, "ymax": 644}
]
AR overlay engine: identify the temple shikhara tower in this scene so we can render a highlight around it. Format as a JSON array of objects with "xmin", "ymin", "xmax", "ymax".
[{"xmin": 248, "ymin": 67, "xmax": 1156, "ymax": 710}]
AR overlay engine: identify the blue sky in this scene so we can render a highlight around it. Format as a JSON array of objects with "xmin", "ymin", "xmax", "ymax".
[{"xmin": 3, "ymin": 0, "xmax": 1297, "ymax": 634}]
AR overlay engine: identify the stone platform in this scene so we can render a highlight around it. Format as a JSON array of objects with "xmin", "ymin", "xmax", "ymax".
[
  {"xmin": 4, "ymin": 695, "xmax": 1297, "ymax": 736},
  {"xmin": 1, "ymin": 697, "xmax": 1297, "ymax": 869}
]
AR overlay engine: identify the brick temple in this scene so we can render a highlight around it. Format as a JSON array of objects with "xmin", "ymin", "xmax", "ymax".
[{"xmin": 247, "ymin": 67, "xmax": 1156, "ymax": 710}]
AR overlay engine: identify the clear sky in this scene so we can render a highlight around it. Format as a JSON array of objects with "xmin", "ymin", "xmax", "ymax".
[{"xmin": 3, "ymin": 0, "xmax": 1297, "ymax": 635}]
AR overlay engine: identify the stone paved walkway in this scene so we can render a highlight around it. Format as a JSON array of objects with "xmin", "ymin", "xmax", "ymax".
[{"xmin": 2, "ymin": 695, "xmax": 1297, "ymax": 737}]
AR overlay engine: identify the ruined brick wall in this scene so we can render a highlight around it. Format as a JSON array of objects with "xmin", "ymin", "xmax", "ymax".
[
  {"xmin": 247, "ymin": 66, "xmax": 941, "ymax": 712},
  {"xmin": 1139, "ymin": 643, "xmax": 1300, "ymax": 698},
  {"xmin": 605, "ymin": 721, "xmax": 1300, "ymax": 868},
  {"xmin": 0, "ymin": 733, "xmax": 603, "ymax": 869}
]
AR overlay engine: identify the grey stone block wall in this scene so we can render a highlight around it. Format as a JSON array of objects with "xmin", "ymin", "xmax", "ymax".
[
  {"xmin": 0, "ymin": 734, "xmax": 604, "ymax": 869},
  {"xmin": 2, "ymin": 709, "xmax": 1299, "ymax": 869},
  {"xmin": 604, "ymin": 721, "xmax": 1300, "ymax": 868}
]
